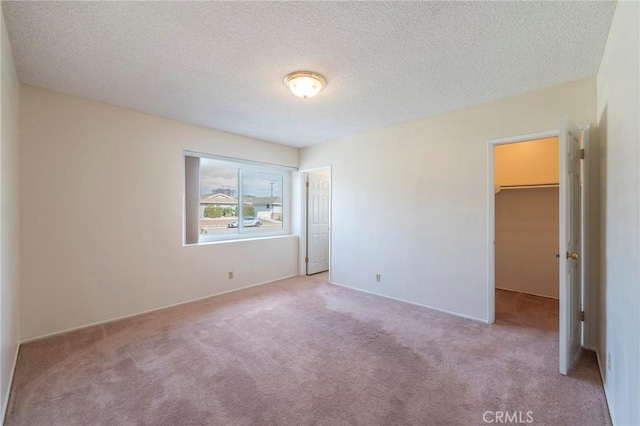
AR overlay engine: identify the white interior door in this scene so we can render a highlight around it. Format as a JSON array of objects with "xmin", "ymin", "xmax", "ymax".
[
  {"xmin": 559, "ymin": 115, "xmax": 582, "ymax": 375},
  {"xmin": 306, "ymin": 170, "xmax": 330, "ymax": 275}
]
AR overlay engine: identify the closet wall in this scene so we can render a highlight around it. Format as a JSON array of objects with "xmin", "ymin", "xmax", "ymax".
[{"xmin": 495, "ymin": 137, "xmax": 559, "ymax": 299}]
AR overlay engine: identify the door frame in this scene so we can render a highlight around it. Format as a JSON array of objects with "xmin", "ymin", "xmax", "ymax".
[
  {"xmin": 580, "ymin": 125, "xmax": 591, "ymax": 350},
  {"xmin": 487, "ymin": 129, "xmax": 559, "ymax": 325},
  {"xmin": 486, "ymin": 128, "xmax": 590, "ymax": 349},
  {"xmin": 298, "ymin": 166, "xmax": 332, "ymax": 279}
]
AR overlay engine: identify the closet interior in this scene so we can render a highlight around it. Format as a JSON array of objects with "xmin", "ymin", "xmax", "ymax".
[{"xmin": 494, "ymin": 137, "xmax": 560, "ymax": 300}]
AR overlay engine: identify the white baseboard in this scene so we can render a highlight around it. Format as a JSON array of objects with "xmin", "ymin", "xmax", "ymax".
[
  {"xmin": 329, "ymin": 280, "xmax": 488, "ymax": 324},
  {"xmin": 495, "ymin": 287, "xmax": 559, "ymax": 300},
  {"xmin": 21, "ymin": 274, "xmax": 298, "ymax": 344},
  {"xmin": 2, "ymin": 344, "xmax": 20, "ymax": 424},
  {"xmin": 594, "ymin": 348, "xmax": 616, "ymax": 426}
]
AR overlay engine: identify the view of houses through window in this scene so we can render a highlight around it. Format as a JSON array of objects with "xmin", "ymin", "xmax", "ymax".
[{"xmin": 199, "ymin": 159, "xmax": 284, "ymax": 239}]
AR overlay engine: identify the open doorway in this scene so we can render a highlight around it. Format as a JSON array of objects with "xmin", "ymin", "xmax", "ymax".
[
  {"xmin": 488, "ymin": 120, "xmax": 590, "ymax": 375},
  {"xmin": 494, "ymin": 137, "xmax": 560, "ymax": 328},
  {"xmin": 305, "ymin": 168, "xmax": 331, "ymax": 276}
]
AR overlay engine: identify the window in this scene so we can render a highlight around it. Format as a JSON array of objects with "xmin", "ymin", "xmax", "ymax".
[{"xmin": 184, "ymin": 152, "xmax": 293, "ymax": 244}]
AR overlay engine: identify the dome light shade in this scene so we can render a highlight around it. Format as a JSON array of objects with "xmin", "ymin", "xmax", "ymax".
[{"xmin": 284, "ymin": 71, "xmax": 326, "ymax": 99}]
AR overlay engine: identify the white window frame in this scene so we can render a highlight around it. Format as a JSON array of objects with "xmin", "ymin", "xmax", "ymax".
[{"xmin": 184, "ymin": 151, "xmax": 295, "ymax": 245}]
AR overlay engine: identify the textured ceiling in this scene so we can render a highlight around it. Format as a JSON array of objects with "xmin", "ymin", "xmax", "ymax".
[{"xmin": 2, "ymin": 1, "xmax": 616, "ymax": 148}]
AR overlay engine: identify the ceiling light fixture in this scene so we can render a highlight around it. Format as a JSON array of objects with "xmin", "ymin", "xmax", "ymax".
[{"xmin": 284, "ymin": 71, "xmax": 326, "ymax": 99}]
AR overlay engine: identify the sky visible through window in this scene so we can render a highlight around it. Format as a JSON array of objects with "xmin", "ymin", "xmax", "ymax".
[{"xmin": 200, "ymin": 159, "xmax": 283, "ymax": 198}]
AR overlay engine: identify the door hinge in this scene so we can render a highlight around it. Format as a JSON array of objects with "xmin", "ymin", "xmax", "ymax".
[
  {"xmin": 305, "ymin": 182, "xmax": 309, "ymax": 188},
  {"xmin": 305, "ymin": 257, "xmax": 309, "ymax": 263},
  {"xmin": 580, "ymin": 311, "xmax": 585, "ymax": 322},
  {"xmin": 580, "ymin": 149, "xmax": 585, "ymax": 159}
]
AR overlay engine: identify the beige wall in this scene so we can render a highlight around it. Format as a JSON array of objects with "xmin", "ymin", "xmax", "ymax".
[
  {"xmin": 300, "ymin": 77, "xmax": 596, "ymax": 323},
  {"xmin": 19, "ymin": 86, "xmax": 299, "ymax": 340},
  {"xmin": 495, "ymin": 137, "xmax": 559, "ymax": 187},
  {"xmin": 495, "ymin": 188, "xmax": 558, "ymax": 299},
  {"xmin": 595, "ymin": 1, "xmax": 640, "ymax": 424},
  {"xmin": 0, "ymin": 9, "xmax": 20, "ymax": 420}
]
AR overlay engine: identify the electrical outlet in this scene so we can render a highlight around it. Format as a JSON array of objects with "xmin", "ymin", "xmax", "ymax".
[
  {"xmin": 228, "ymin": 271, "xmax": 234, "ymax": 279},
  {"xmin": 607, "ymin": 352, "xmax": 612, "ymax": 371},
  {"xmin": 375, "ymin": 274, "xmax": 381, "ymax": 282}
]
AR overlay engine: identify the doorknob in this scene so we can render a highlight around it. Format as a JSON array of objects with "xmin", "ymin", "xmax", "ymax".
[{"xmin": 567, "ymin": 252, "xmax": 579, "ymax": 260}]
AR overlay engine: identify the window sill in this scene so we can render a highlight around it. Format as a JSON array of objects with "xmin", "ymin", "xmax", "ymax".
[{"xmin": 184, "ymin": 232, "xmax": 294, "ymax": 247}]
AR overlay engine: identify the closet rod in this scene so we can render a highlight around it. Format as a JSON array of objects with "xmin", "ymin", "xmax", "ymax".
[{"xmin": 499, "ymin": 183, "xmax": 559, "ymax": 190}]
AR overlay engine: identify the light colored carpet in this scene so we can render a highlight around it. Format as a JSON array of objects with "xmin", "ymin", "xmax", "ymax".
[{"xmin": 5, "ymin": 276, "xmax": 610, "ymax": 425}]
